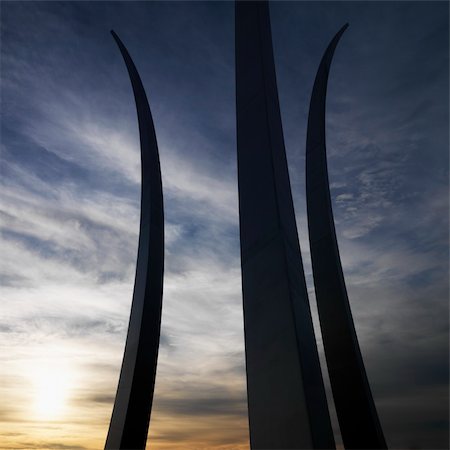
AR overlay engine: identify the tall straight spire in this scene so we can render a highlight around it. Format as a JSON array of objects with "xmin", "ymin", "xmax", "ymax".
[
  {"xmin": 105, "ymin": 31, "xmax": 164, "ymax": 450},
  {"xmin": 305, "ymin": 25, "xmax": 387, "ymax": 449},
  {"xmin": 235, "ymin": 2, "xmax": 335, "ymax": 448}
]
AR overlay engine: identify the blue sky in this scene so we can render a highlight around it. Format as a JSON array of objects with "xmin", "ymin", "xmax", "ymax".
[{"xmin": 1, "ymin": 1, "xmax": 448, "ymax": 449}]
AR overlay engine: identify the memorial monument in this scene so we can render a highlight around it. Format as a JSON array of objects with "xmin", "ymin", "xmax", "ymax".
[{"xmin": 105, "ymin": 3, "xmax": 387, "ymax": 449}]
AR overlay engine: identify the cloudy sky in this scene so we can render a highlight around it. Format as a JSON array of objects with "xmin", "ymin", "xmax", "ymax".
[{"xmin": 1, "ymin": 1, "xmax": 448, "ymax": 449}]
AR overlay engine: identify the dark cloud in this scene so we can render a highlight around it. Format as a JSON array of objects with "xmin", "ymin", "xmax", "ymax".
[
  {"xmin": 86, "ymin": 394, "xmax": 115, "ymax": 405},
  {"xmin": 156, "ymin": 394, "xmax": 247, "ymax": 418}
]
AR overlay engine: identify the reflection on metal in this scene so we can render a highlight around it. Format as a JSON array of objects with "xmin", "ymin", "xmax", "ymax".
[
  {"xmin": 235, "ymin": 2, "xmax": 335, "ymax": 448},
  {"xmin": 306, "ymin": 24, "xmax": 387, "ymax": 449},
  {"xmin": 105, "ymin": 31, "xmax": 164, "ymax": 450}
]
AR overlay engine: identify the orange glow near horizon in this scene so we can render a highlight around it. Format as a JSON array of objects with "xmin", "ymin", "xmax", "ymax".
[{"xmin": 0, "ymin": 343, "xmax": 251, "ymax": 449}]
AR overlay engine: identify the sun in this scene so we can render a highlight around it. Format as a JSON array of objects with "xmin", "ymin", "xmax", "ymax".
[{"xmin": 32, "ymin": 363, "xmax": 71, "ymax": 421}]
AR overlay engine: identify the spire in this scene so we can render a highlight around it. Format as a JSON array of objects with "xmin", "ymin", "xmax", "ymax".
[
  {"xmin": 306, "ymin": 24, "xmax": 387, "ymax": 449},
  {"xmin": 106, "ymin": 31, "xmax": 164, "ymax": 450},
  {"xmin": 236, "ymin": 2, "xmax": 335, "ymax": 447}
]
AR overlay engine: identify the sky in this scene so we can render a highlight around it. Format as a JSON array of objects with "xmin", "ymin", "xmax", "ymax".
[{"xmin": 0, "ymin": 1, "xmax": 448, "ymax": 449}]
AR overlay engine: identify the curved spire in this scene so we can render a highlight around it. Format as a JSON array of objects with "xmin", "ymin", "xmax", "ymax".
[
  {"xmin": 105, "ymin": 31, "xmax": 164, "ymax": 450},
  {"xmin": 306, "ymin": 24, "xmax": 387, "ymax": 449}
]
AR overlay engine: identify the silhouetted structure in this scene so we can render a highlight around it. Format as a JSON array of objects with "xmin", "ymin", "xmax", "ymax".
[
  {"xmin": 305, "ymin": 24, "xmax": 387, "ymax": 449},
  {"xmin": 235, "ymin": 2, "xmax": 335, "ymax": 448},
  {"xmin": 105, "ymin": 31, "xmax": 164, "ymax": 450}
]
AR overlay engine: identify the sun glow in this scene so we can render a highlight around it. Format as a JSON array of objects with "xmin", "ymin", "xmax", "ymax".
[{"xmin": 32, "ymin": 362, "xmax": 72, "ymax": 421}]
